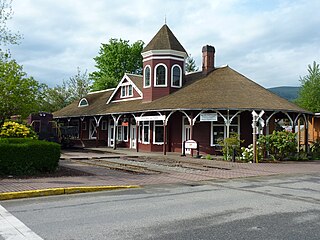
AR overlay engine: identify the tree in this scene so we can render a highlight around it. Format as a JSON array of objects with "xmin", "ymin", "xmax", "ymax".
[
  {"xmin": 0, "ymin": 0, "xmax": 22, "ymax": 56},
  {"xmin": 41, "ymin": 68, "xmax": 91, "ymax": 112},
  {"xmin": 0, "ymin": 57, "xmax": 43, "ymax": 122},
  {"xmin": 68, "ymin": 67, "xmax": 91, "ymax": 102},
  {"xmin": 185, "ymin": 54, "xmax": 199, "ymax": 73},
  {"xmin": 296, "ymin": 61, "xmax": 320, "ymax": 112},
  {"xmin": 90, "ymin": 38, "xmax": 144, "ymax": 91}
]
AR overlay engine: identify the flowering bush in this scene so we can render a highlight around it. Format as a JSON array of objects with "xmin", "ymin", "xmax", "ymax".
[
  {"xmin": 0, "ymin": 121, "xmax": 38, "ymax": 139},
  {"xmin": 258, "ymin": 131, "xmax": 297, "ymax": 161},
  {"xmin": 240, "ymin": 143, "xmax": 263, "ymax": 162}
]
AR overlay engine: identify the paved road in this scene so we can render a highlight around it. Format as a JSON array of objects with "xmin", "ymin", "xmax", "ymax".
[{"xmin": 1, "ymin": 173, "xmax": 320, "ymax": 239}]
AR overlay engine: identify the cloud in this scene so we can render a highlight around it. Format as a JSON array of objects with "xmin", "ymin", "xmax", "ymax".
[{"xmin": 6, "ymin": 0, "xmax": 320, "ymax": 88}]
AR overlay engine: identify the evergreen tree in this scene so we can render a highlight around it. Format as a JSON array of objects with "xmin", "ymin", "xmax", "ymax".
[{"xmin": 185, "ymin": 54, "xmax": 199, "ymax": 73}]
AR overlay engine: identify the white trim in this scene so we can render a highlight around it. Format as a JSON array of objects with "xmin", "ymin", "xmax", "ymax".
[
  {"xmin": 143, "ymin": 56, "xmax": 185, "ymax": 62},
  {"xmin": 182, "ymin": 116, "xmax": 192, "ymax": 154},
  {"xmin": 171, "ymin": 64, "xmax": 182, "ymax": 88},
  {"xmin": 78, "ymin": 98, "xmax": 89, "ymax": 107},
  {"xmin": 107, "ymin": 73, "xmax": 143, "ymax": 104},
  {"xmin": 111, "ymin": 96, "xmax": 143, "ymax": 103},
  {"xmin": 89, "ymin": 119, "xmax": 97, "ymax": 139},
  {"xmin": 142, "ymin": 49, "xmax": 187, "ymax": 59},
  {"xmin": 108, "ymin": 120, "xmax": 114, "ymax": 147},
  {"xmin": 154, "ymin": 63, "xmax": 168, "ymax": 87},
  {"xmin": 88, "ymin": 88, "xmax": 115, "ymax": 95},
  {"xmin": 143, "ymin": 65, "xmax": 151, "ymax": 88},
  {"xmin": 153, "ymin": 120, "xmax": 164, "ymax": 145}
]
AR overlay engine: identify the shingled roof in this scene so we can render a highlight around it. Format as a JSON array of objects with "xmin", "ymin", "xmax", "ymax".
[
  {"xmin": 142, "ymin": 24, "xmax": 187, "ymax": 53},
  {"xmin": 53, "ymin": 66, "xmax": 309, "ymax": 118}
]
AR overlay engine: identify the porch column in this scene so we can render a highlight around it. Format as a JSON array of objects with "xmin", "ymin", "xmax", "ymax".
[
  {"xmin": 163, "ymin": 123, "xmax": 167, "ymax": 155},
  {"xmin": 304, "ymin": 115, "xmax": 309, "ymax": 153},
  {"xmin": 113, "ymin": 124, "xmax": 117, "ymax": 150},
  {"xmin": 136, "ymin": 122, "xmax": 139, "ymax": 153},
  {"xmin": 96, "ymin": 125, "xmax": 99, "ymax": 148},
  {"xmin": 80, "ymin": 117, "xmax": 84, "ymax": 141},
  {"xmin": 312, "ymin": 116, "xmax": 315, "ymax": 142}
]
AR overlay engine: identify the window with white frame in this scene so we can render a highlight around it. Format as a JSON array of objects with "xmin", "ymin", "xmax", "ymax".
[
  {"xmin": 211, "ymin": 115, "xmax": 240, "ymax": 146},
  {"xmin": 120, "ymin": 84, "xmax": 133, "ymax": 98},
  {"xmin": 154, "ymin": 64, "xmax": 167, "ymax": 86},
  {"xmin": 138, "ymin": 121, "xmax": 150, "ymax": 144},
  {"xmin": 171, "ymin": 65, "xmax": 182, "ymax": 88},
  {"xmin": 153, "ymin": 121, "xmax": 164, "ymax": 144},
  {"xmin": 144, "ymin": 65, "xmax": 151, "ymax": 88},
  {"xmin": 78, "ymin": 98, "xmax": 89, "ymax": 107}
]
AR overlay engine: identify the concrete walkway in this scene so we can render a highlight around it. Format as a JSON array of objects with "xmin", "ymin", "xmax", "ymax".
[{"xmin": 1, "ymin": 147, "xmax": 320, "ymax": 200}]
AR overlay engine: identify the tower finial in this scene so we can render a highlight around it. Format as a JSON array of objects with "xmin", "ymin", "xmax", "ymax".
[{"xmin": 164, "ymin": 14, "xmax": 167, "ymax": 24}]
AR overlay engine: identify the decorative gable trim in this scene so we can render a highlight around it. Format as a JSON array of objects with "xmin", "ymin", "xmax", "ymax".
[
  {"xmin": 106, "ymin": 73, "xmax": 143, "ymax": 104},
  {"xmin": 142, "ymin": 50, "xmax": 187, "ymax": 60}
]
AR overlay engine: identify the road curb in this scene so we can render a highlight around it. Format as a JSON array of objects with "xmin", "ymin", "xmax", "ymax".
[{"xmin": 0, "ymin": 185, "xmax": 140, "ymax": 201}]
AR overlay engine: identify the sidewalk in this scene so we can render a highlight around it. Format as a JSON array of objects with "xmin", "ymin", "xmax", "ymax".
[{"xmin": 1, "ymin": 147, "xmax": 320, "ymax": 200}]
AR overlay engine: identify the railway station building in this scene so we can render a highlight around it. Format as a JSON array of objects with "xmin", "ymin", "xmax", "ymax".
[{"xmin": 53, "ymin": 24, "xmax": 311, "ymax": 155}]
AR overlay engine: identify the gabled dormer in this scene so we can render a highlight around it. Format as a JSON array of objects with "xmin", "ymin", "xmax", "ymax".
[
  {"xmin": 141, "ymin": 24, "xmax": 187, "ymax": 102},
  {"xmin": 107, "ymin": 73, "xmax": 143, "ymax": 104}
]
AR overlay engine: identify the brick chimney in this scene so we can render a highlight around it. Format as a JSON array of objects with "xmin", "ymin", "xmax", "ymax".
[{"xmin": 202, "ymin": 45, "xmax": 215, "ymax": 74}]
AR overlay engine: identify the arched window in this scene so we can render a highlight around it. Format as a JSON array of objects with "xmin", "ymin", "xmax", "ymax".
[
  {"xmin": 78, "ymin": 98, "xmax": 89, "ymax": 107},
  {"xmin": 144, "ymin": 65, "xmax": 151, "ymax": 88},
  {"xmin": 154, "ymin": 64, "xmax": 167, "ymax": 87},
  {"xmin": 171, "ymin": 65, "xmax": 182, "ymax": 88}
]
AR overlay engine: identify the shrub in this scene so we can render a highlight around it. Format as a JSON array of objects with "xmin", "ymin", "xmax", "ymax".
[
  {"xmin": 217, "ymin": 133, "xmax": 243, "ymax": 160},
  {"xmin": 258, "ymin": 131, "xmax": 297, "ymax": 161},
  {"xmin": 0, "ymin": 121, "xmax": 38, "ymax": 139},
  {"xmin": 310, "ymin": 140, "xmax": 320, "ymax": 159},
  {"xmin": 0, "ymin": 138, "xmax": 60, "ymax": 176}
]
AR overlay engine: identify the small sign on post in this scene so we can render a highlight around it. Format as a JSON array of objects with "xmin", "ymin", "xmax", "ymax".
[
  {"xmin": 182, "ymin": 140, "xmax": 200, "ymax": 158},
  {"xmin": 185, "ymin": 140, "xmax": 197, "ymax": 149}
]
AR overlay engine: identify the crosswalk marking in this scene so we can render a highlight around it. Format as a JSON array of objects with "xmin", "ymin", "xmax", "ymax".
[{"xmin": 0, "ymin": 205, "xmax": 43, "ymax": 240}]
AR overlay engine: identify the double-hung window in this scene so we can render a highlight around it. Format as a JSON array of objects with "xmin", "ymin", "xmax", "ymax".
[
  {"xmin": 211, "ymin": 115, "xmax": 240, "ymax": 146},
  {"xmin": 120, "ymin": 84, "xmax": 133, "ymax": 98},
  {"xmin": 153, "ymin": 121, "xmax": 164, "ymax": 144},
  {"xmin": 139, "ymin": 121, "xmax": 150, "ymax": 144}
]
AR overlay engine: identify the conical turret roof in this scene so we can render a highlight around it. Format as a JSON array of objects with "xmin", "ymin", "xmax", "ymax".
[{"xmin": 142, "ymin": 24, "xmax": 187, "ymax": 53}]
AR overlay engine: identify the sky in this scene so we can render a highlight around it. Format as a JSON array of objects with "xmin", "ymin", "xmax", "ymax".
[{"xmin": 5, "ymin": 0, "xmax": 320, "ymax": 88}]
